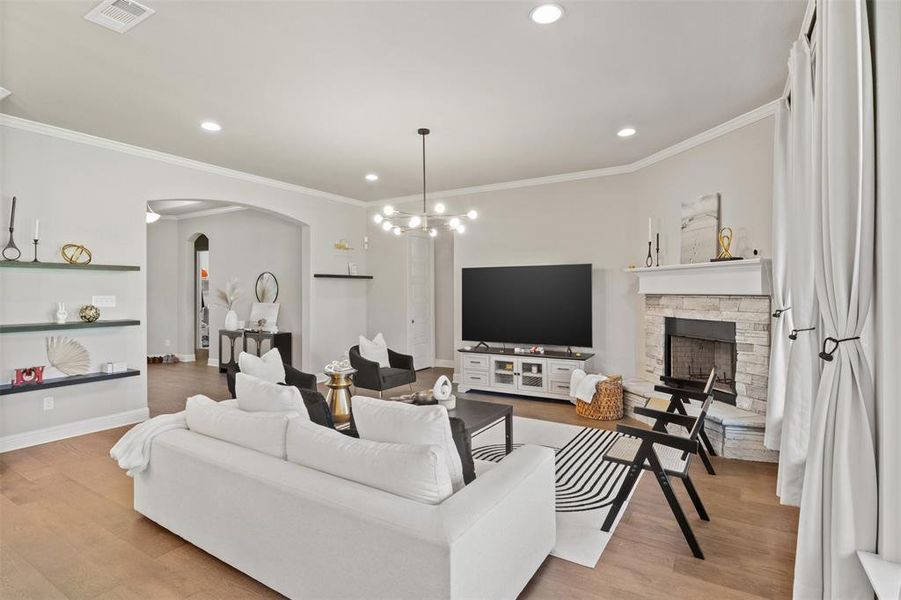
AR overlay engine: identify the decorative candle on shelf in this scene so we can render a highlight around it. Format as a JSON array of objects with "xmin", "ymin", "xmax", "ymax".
[{"xmin": 32, "ymin": 218, "xmax": 40, "ymax": 262}]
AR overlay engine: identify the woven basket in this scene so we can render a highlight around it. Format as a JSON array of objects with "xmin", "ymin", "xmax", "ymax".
[{"xmin": 576, "ymin": 375, "xmax": 623, "ymax": 421}]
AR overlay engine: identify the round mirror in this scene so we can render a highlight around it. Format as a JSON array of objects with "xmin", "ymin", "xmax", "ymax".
[{"xmin": 255, "ymin": 272, "xmax": 279, "ymax": 303}]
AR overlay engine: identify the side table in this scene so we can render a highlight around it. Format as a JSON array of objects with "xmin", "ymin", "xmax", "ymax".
[{"xmin": 325, "ymin": 368, "xmax": 357, "ymax": 424}]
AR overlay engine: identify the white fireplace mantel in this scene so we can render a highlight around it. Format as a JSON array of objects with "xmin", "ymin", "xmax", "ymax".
[{"xmin": 625, "ymin": 258, "xmax": 772, "ymax": 296}]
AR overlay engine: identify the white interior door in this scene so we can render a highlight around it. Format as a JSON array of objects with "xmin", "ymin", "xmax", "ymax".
[{"xmin": 406, "ymin": 234, "xmax": 434, "ymax": 370}]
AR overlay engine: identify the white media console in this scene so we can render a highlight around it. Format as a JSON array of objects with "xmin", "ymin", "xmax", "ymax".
[{"xmin": 457, "ymin": 348, "xmax": 595, "ymax": 401}]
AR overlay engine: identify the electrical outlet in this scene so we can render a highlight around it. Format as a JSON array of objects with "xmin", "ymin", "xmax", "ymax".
[
  {"xmin": 43, "ymin": 397, "xmax": 54, "ymax": 411},
  {"xmin": 92, "ymin": 295, "xmax": 116, "ymax": 308}
]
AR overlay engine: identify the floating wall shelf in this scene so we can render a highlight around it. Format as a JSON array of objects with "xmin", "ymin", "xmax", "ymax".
[
  {"xmin": 0, "ymin": 369, "xmax": 141, "ymax": 396},
  {"xmin": 0, "ymin": 261, "xmax": 140, "ymax": 272},
  {"xmin": 0, "ymin": 320, "xmax": 141, "ymax": 334},
  {"xmin": 313, "ymin": 274, "xmax": 374, "ymax": 280}
]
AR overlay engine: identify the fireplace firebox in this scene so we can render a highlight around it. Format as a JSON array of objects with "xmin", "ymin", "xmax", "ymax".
[{"xmin": 664, "ymin": 317, "xmax": 737, "ymax": 405}]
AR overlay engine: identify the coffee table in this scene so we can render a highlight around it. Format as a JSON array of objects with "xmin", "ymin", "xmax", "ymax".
[{"xmin": 448, "ymin": 397, "xmax": 513, "ymax": 455}]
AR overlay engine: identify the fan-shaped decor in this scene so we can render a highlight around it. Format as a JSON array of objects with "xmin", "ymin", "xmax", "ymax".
[{"xmin": 46, "ymin": 336, "xmax": 91, "ymax": 375}]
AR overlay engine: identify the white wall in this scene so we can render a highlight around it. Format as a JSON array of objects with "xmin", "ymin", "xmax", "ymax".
[
  {"xmin": 146, "ymin": 208, "xmax": 305, "ymax": 364},
  {"xmin": 434, "ymin": 234, "xmax": 455, "ymax": 363},
  {"xmin": 393, "ymin": 116, "xmax": 775, "ymax": 378},
  {"xmin": 0, "ymin": 122, "xmax": 368, "ymax": 445},
  {"xmin": 146, "ymin": 219, "xmax": 179, "ymax": 356}
]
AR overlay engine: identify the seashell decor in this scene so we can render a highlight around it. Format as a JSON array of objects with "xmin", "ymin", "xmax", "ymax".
[{"xmin": 46, "ymin": 336, "xmax": 91, "ymax": 375}]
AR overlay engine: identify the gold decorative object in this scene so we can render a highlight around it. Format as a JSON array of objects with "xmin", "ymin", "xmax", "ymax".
[
  {"xmin": 716, "ymin": 227, "xmax": 733, "ymax": 259},
  {"xmin": 61, "ymin": 243, "xmax": 93, "ymax": 265},
  {"xmin": 79, "ymin": 304, "xmax": 101, "ymax": 322}
]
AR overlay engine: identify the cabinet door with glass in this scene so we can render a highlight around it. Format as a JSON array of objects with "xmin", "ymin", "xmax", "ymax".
[
  {"xmin": 490, "ymin": 357, "xmax": 517, "ymax": 391},
  {"xmin": 516, "ymin": 357, "xmax": 547, "ymax": 393}
]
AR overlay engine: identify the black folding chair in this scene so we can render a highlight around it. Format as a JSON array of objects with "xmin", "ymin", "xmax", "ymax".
[
  {"xmin": 600, "ymin": 392, "xmax": 715, "ymax": 559},
  {"xmin": 645, "ymin": 369, "xmax": 718, "ymax": 475}
]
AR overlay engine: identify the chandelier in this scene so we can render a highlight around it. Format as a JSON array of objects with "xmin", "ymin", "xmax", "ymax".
[{"xmin": 373, "ymin": 128, "xmax": 477, "ymax": 237}]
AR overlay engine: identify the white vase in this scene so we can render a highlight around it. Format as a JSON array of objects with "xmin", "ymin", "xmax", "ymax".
[{"xmin": 224, "ymin": 309, "xmax": 239, "ymax": 330}]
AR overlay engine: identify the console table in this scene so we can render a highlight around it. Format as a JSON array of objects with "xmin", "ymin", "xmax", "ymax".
[
  {"xmin": 218, "ymin": 329, "xmax": 293, "ymax": 372},
  {"xmin": 457, "ymin": 347, "xmax": 594, "ymax": 401}
]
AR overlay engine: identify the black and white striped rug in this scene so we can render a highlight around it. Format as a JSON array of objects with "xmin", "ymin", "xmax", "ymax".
[{"xmin": 472, "ymin": 416, "xmax": 641, "ymax": 568}]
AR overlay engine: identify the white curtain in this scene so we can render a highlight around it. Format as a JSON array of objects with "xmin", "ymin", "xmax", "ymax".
[
  {"xmin": 777, "ymin": 39, "xmax": 818, "ymax": 506},
  {"xmin": 764, "ymin": 100, "xmax": 794, "ymax": 450},
  {"xmin": 873, "ymin": 0, "xmax": 901, "ymax": 570},
  {"xmin": 794, "ymin": 0, "xmax": 877, "ymax": 596}
]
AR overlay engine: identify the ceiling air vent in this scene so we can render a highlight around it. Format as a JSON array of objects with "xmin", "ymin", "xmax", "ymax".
[{"xmin": 84, "ymin": 0, "xmax": 155, "ymax": 33}]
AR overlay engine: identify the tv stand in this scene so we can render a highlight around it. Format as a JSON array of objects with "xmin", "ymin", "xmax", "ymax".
[
  {"xmin": 457, "ymin": 347, "xmax": 594, "ymax": 401},
  {"xmin": 473, "ymin": 341, "xmax": 491, "ymax": 350}
]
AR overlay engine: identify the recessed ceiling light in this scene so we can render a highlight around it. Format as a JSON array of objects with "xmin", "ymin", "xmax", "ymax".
[
  {"xmin": 365, "ymin": 173, "xmax": 379, "ymax": 182},
  {"xmin": 617, "ymin": 127, "xmax": 636, "ymax": 138},
  {"xmin": 201, "ymin": 121, "xmax": 222, "ymax": 132},
  {"xmin": 530, "ymin": 4, "xmax": 564, "ymax": 24}
]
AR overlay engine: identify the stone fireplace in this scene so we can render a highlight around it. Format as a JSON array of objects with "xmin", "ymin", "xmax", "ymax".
[
  {"xmin": 623, "ymin": 259, "xmax": 777, "ymax": 461},
  {"xmin": 645, "ymin": 295, "xmax": 771, "ymax": 415},
  {"xmin": 665, "ymin": 316, "xmax": 737, "ymax": 405}
]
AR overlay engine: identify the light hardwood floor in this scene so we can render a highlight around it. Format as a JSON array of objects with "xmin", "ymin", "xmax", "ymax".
[{"xmin": 0, "ymin": 362, "xmax": 799, "ymax": 599}]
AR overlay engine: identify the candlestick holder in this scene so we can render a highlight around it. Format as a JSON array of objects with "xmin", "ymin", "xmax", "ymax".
[
  {"xmin": 645, "ymin": 241, "xmax": 653, "ymax": 267},
  {"xmin": 655, "ymin": 233, "xmax": 660, "ymax": 267},
  {"xmin": 32, "ymin": 239, "xmax": 40, "ymax": 263}
]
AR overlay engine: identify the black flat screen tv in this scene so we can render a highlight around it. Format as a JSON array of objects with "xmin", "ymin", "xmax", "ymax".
[{"xmin": 462, "ymin": 264, "xmax": 592, "ymax": 347}]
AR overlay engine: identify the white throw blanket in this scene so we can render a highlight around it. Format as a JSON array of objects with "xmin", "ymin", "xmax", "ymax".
[
  {"xmin": 110, "ymin": 411, "xmax": 186, "ymax": 476},
  {"xmin": 569, "ymin": 369, "xmax": 608, "ymax": 404},
  {"xmin": 110, "ymin": 395, "xmax": 228, "ymax": 476}
]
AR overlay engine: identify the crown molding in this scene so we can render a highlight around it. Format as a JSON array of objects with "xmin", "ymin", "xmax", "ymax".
[
  {"xmin": 2, "ymin": 98, "xmax": 779, "ymax": 210},
  {"xmin": 379, "ymin": 99, "xmax": 780, "ymax": 205},
  {"xmin": 0, "ymin": 113, "xmax": 366, "ymax": 208}
]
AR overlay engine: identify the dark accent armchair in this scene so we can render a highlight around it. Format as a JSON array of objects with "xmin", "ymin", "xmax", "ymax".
[
  {"xmin": 349, "ymin": 345, "xmax": 416, "ymax": 398},
  {"xmin": 226, "ymin": 363, "xmax": 333, "ymax": 428}
]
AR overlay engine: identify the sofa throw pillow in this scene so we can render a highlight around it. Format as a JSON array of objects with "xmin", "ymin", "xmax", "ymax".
[
  {"xmin": 358, "ymin": 332, "xmax": 390, "ymax": 368},
  {"xmin": 238, "ymin": 348, "xmax": 286, "ymax": 384},
  {"xmin": 185, "ymin": 395, "xmax": 297, "ymax": 459},
  {"xmin": 351, "ymin": 395, "xmax": 465, "ymax": 492},
  {"xmin": 235, "ymin": 373, "xmax": 310, "ymax": 419},
  {"xmin": 286, "ymin": 419, "xmax": 453, "ymax": 505}
]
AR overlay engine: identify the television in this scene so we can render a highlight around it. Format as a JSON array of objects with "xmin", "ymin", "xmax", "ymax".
[{"xmin": 462, "ymin": 264, "xmax": 592, "ymax": 347}]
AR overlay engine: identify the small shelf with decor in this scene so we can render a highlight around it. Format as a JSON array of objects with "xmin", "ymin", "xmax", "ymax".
[
  {"xmin": 0, "ymin": 261, "xmax": 140, "ymax": 272},
  {"xmin": 0, "ymin": 320, "xmax": 141, "ymax": 334},
  {"xmin": 0, "ymin": 369, "xmax": 141, "ymax": 396},
  {"xmin": 313, "ymin": 274, "xmax": 373, "ymax": 280}
]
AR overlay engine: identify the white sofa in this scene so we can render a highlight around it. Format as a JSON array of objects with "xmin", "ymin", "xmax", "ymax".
[{"xmin": 134, "ymin": 428, "xmax": 556, "ymax": 599}]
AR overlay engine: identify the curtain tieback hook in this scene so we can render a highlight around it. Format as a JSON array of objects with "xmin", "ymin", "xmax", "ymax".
[
  {"xmin": 788, "ymin": 326, "xmax": 815, "ymax": 341},
  {"xmin": 818, "ymin": 336, "xmax": 861, "ymax": 361},
  {"xmin": 773, "ymin": 306, "xmax": 792, "ymax": 318}
]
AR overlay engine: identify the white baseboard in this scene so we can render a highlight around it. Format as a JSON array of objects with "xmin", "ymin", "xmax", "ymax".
[
  {"xmin": 0, "ymin": 407, "xmax": 149, "ymax": 453},
  {"xmin": 176, "ymin": 353, "xmax": 196, "ymax": 363},
  {"xmin": 207, "ymin": 358, "xmax": 219, "ymax": 368},
  {"xmin": 434, "ymin": 359, "xmax": 456, "ymax": 369}
]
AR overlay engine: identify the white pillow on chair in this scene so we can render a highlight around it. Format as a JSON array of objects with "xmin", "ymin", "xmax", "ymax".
[
  {"xmin": 358, "ymin": 332, "xmax": 390, "ymax": 368},
  {"xmin": 238, "ymin": 347, "xmax": 286, "ymax": 383},
  {"xmin": 235, "ymin": 372, "xmax": 309, "ymax": 419},
  {"xmin": 351, "ymin": 395, "xmax": 464, "ymax": 492}
]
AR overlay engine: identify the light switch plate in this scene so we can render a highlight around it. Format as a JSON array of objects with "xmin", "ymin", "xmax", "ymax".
[{"xmin": 92, "ymin": 295, "xmax": 116, "ymax": 308}]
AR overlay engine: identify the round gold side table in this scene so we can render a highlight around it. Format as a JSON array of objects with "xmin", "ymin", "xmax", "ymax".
[{"xmin": 325, "ymin": 368, "xmax": 356, "ymax": 424}]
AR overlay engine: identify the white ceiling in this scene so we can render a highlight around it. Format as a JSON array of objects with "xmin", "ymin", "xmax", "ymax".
[{"xmin": 1, "ymin": 1, "xmax": 803, "ymax": 201}]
